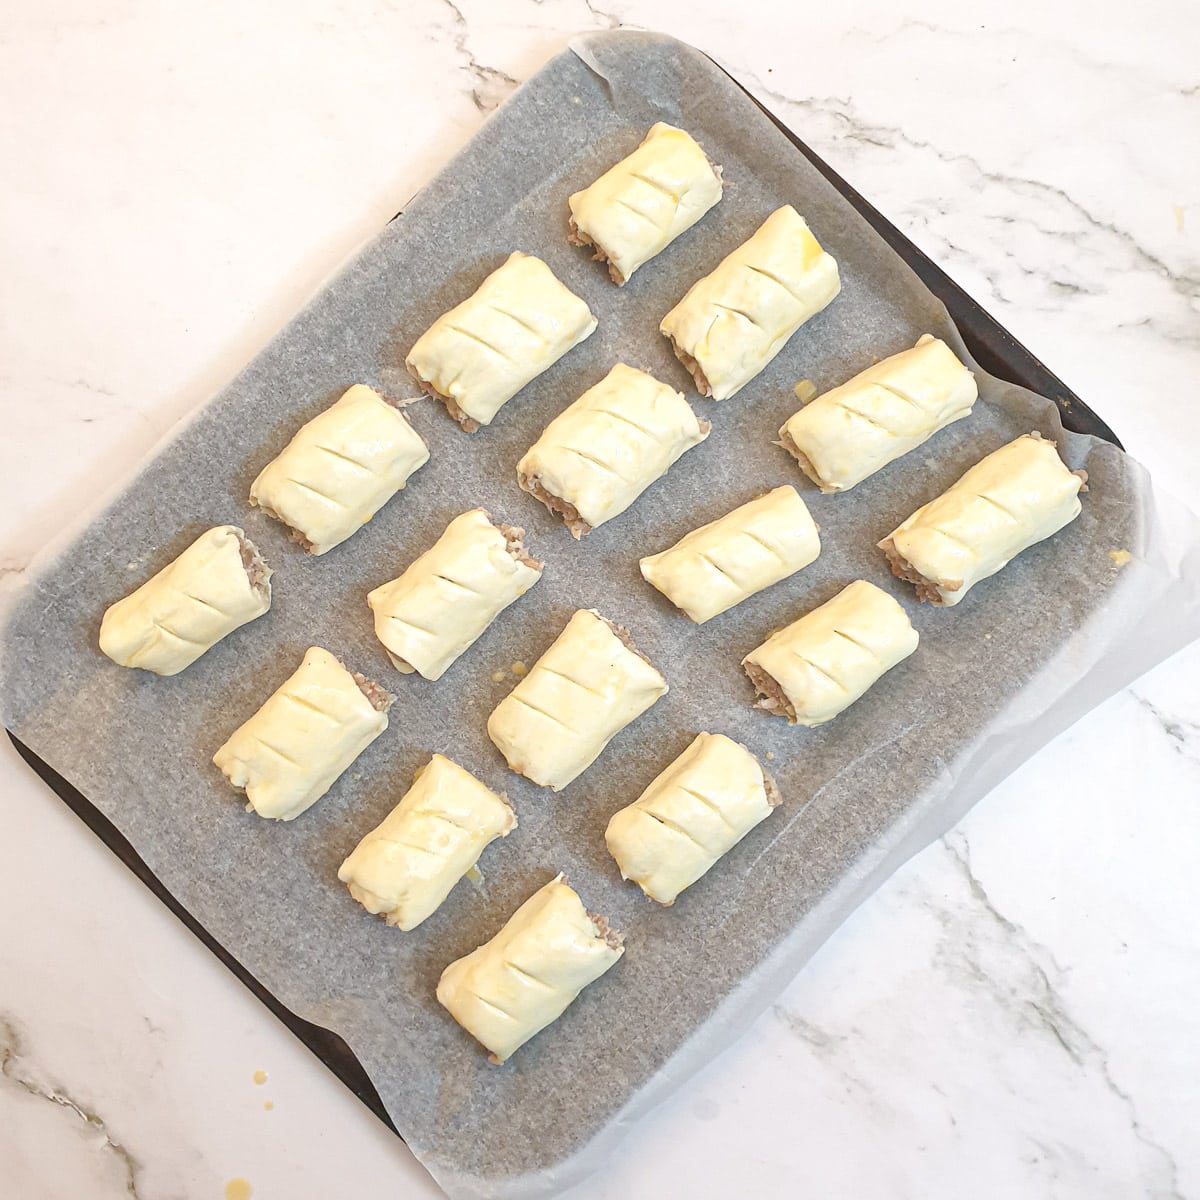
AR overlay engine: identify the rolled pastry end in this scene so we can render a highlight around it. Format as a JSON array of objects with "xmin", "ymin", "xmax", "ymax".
[
  {"xmin": 516, "ymin": 464, "xmax": 594, "ymax": 539},
  {"xmin": 347, "ymin": 666, "xmax": 396, "ymax": 715},
  {"xmin": 744, "ymin": 657, "xmax": 799, "ymax": 723},
  {"xmin": 878, "ymin": 534, "xmax": 957, "ymax": 605},
  {"xmin": 408, "ymin": 370, "xmax": 481, "ymax": 433},
  {"xmin": 99, "ymin": 525, "xmax": 273, "ymax": 676},
  {"xmin": 664, "ymin": 336, "xmax": 714, "ymax": 398},
  {"xmin": 236, "ymin": 532, "xmax": 272, "ymax": 592},
  {"xmin": 776, "ymin": 424, "xmax": 826, "ymax": 492},
  {"xmin": 567, "ymin": 213, "xmax": 628, "ymax": 286}
]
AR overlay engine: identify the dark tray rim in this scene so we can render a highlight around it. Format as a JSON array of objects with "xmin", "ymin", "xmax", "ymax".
[{"xmin": 6, "ymin": 46, "xmax": 1123, "ymax": 1146}]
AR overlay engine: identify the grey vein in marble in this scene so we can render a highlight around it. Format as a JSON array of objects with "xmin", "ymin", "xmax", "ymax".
[
  {"xmin": 738, "ymin": 79, "xmax": 1200, "ymax": 344},
  {"xmin": 941, "ymin": 834, "xmax": 1184, "ymax": 1199},
  {"xmin": 1131, "ymin": 692, "xmax": 1200, "ymax": 765},
  {"xmin": 436, "ymin": 0, "xmax": 519, "ymax": 111},
  {"xmin": 0, "ymin": 1015, "xmax": 141, "ymax": 1196}
]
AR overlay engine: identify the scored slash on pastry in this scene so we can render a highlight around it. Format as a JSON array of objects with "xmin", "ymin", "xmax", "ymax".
[
  {"xmin": 405, "ymin": 252, "xmax": 597, "ymax": 431},
  {"xmin": 338, "ymin": 754, "xmax": 515, "ymax": 932},
  {"xmin": 436, "ymin": 873, "xmax": 624, "ymax": 1063},
  {"xmin": 249, "ymin": 384, "xmax": 430, "ymax": 556},
  {"xmin": 879, "ymin": 432, "xmax": 1086, "ymax": 606},
  {"xmin": 660, "ymin": 204, "xmax": 840, "ymax": 400},
  {"xmin": 213, "ymin": 647, "xmax": 393, "ymax": 821},
  {"xmin": 567, "ymin": 122, "xmax": 724, "ymax": 285},
  {"xmin": 367, "ymin": 509, "xmax": 543, "ymax": 681},
  {"xmin": 98, "ymin": 524, "xmax": 272, "ymax": 676}
]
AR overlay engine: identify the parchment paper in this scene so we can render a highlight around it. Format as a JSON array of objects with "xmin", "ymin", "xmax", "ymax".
[{"xmin": 3, "ymin": 31, "xmax": 1200, "ymax": 1200}]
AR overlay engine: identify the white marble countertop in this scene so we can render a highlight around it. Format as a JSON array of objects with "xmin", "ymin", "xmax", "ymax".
[{"xmin": 2, "ymin": 2, "xmax": 1198, "ymax": 1197}]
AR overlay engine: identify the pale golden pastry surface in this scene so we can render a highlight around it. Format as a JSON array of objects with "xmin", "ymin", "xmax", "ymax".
[
  {"xmin": 743, "ymin": 580, "xmax": 918, "ymax": 726},
  {"xmin": 250, "ymin": 384, "xmax": 429, "ymax": 555},
  {"xmin": 436, "ymin": 874, "xmax": 623, "ymax": 1062},
  {"xmin": 605, "ymin": 732, "xmax": 779, "ymax": 905},
  {"xmin": 639, "ymin": 485, "xmax": 820, "ymax": 622},
  {"xmin": 213, "ymin": 647, "xmax": 392, "ymax": 821},
  {"xmin": 338, "ymin": 754, "xmax": 515, "ymax": 931},
  {"xmin": 659, "ymin": 205, "xmax": 840, "ymax": 400},
  {"xmin": 880, "ymin": 432, "xmax": 1085, "ymax": 605},
  {"xmin": 99, "ymin": 525, "xmax": 271, "ymax": 676},
  {"xmin": 486, "ymin": 609, "xmax": 667, "ymax": 791}
]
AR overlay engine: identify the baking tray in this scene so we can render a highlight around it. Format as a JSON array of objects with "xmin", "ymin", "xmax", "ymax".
[{"xmin": 5, "ymin": 39, "xmax": 1122, "ymax": 1147}]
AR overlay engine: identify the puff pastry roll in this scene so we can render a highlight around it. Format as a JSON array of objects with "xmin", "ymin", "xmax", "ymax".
[
  {"xmin": 660, "ymin": 205, "xmax": 840, "ymax": 400},
  {"xmin": 743, "ymin": 580, "xmax": 918, "ymax": 726},
  {"xmin": 487, "ymin": 609, "xmax": 668, "ymax": 791},
  {"xmin": 436, "ymin": 873, "xmax": 624, "ymax": 1063},
  {"xmin": 405, "ymin": 253, "xmax": 597, "ymax": 431},
  {"xmin": 338, "ymin": 754, "xmax": 515, "ymax": 931},
  {"xmin": 879, "ymin": 432, "xmax": 1086, "ymax": 606},
  {"xmin": 639, "ymin": 485, "xmax": 820, "ymax": 623},
  {"xmin": 605, "ymin": 732, "xmax": 780, "ymax": 906},
  {"xmin": 779, "ymin": 335, "xmax": 978, "ymax": 494},
  {"xmin": 516, "ymin": 364, "xmax": 710, "ymax": 538},
  {"xmin": 367, "ymin": 509, "xmax": 542, "ymax": 681},
  {"xmin": 99, "ymin": 525, "xmax": 271, "ymax": 676},
  {"xmin": 249, "ymin": 385, "xmax": 429, "ymax": 556},
  {"xmin": 213, "ymin": 647, "xmax": 392, "ymax": 821},
  {"xmin": 568, "ymin": 122, "xmax": 724, "ymax": 285}
]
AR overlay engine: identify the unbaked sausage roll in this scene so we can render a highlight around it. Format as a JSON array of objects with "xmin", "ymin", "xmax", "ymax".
[
  {"xmin": 487, "ymin": 609, "xmax": 668, "ymax": 791},
  {"xmin": 338, "ymin": 754, "xmax": 515, "ymax": 931},
  {"xmin": 436, "ymin": 873, "xmax": 624, "ymax": 1063},
  {"xmin": 405, "ymin": 253, "xmax": 598, "ymax": 431},
  {"xmin": 367, "ymin": 509, "xmax": 542, "ymax": 681},
  {"xmin": 250, "ymin": 385, "xmax": 429, "ymax": 555},
  {"xmin": 568, "ymin": 122, "xmax": 724, "ymax": 285},
  {"xmin": 743, "ymin": 580, "xmax": 918, "ymax": 726},
  {"xmin": 213, "ymin": 647, "xmax": 392, "ymax": 821},
  {"xmin": 639, "ymin": 485, "xmax": 820, "ymax": 623},
  {"xmin": 659, "ymin": 205, "xmax": 840, "ymax": 400},
  {"xmin": 879, "ymin": 432, "xmax": 1086, "ymax": 606},
  {"xmin": 779, "ymin": 335, "xmax": 978, "ymax": 493},
  {"xmin": 516, "ymin": 363, "xmax": 710, "ymax": 538},
  {"xmin": 605, "ymin": 732, "xmax": 780, "ymax": 906},
  {"xmin": 99, "ymin": 525, "xmax": 271, "ymax": 676}
]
